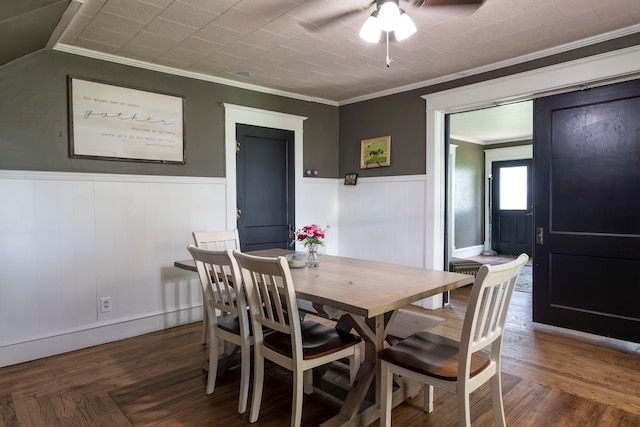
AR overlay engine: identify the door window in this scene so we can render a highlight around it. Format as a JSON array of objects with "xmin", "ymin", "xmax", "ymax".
[{"xmin": 499, "ymin": 166, "xmax": 528, "ymax": 210}]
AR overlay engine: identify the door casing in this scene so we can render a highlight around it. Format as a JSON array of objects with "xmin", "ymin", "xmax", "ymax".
[
  {"xmin": 223, "ymin": 104, "xmax": 306, "ymax": 232},
  {"xmin": 424, "ymin": 46, "xmax": 640, "ymax": 270}
]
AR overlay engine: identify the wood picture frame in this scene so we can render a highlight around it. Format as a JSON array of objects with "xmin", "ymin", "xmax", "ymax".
[
  {"xmin": 360, "ymin": 135, "xmax": 390, "ymax": 168},
  {"xmin": 344, "ymin": 173, "xmax": 358, "ymax": 185},
  {"xmin": 68, "ymin": 76, "xmax": 186, "ymax": 164}
]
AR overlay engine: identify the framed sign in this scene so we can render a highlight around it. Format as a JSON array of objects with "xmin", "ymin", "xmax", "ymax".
[
  {"xmin": 344, "ymin": 173, "xmax": 358, "ymax": 185},
  {"xmin": 360, "ymin": 135, "xmax": 390, "ymax": 168},
  {"xmin": 68, "ymin": 76, "xmax": 185, "ymax": 163}
]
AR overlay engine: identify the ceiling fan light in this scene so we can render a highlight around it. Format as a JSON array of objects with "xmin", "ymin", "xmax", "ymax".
[
  {"xmin": 378, "ymin": 1, "xmax": 401, "ymax": 32},
  {"xmin": 360, "ymin": 13, "xmax": 382, "ymax": 43},
  {"xmin": 394, "ymin": 11, "xmax": 416, "ymax": 41}
]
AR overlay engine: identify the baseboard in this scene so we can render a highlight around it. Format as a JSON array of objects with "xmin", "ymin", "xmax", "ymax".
[{"xmin": 0, "ymin": 305, "xmax": 202, "ymax": 368}]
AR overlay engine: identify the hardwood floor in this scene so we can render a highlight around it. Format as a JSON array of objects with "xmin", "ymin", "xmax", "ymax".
[{"xmin": 1, "ymin": 288, "xmax": 638, "ymax": 426}]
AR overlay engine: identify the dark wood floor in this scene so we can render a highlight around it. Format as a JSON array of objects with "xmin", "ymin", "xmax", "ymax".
[{"xmin": 1, "ymin": 288, "xmax": 639, "ymax": 426}]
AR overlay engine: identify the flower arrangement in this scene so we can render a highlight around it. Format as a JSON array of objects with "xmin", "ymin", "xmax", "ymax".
[{"xmin": 293, "ymin": 224, "xmax": 327, "ymax": 248}]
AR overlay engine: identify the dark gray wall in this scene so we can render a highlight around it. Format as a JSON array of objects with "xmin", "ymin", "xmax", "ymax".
[
  {"xmin": 0, "ymin": 50, "xmax": 339, "ymax": 178},
  {"xmin": 452, "ymin": 139, "xmax": 484, "ymax": 249},
  {"xmin": 338, "ymin": 33, "xmax": 640, "ymax": 177},
  {"xmin": 2, "ymin": 33, "xmax": 639, "ymax": 180},
  {"xmin": 339, "ymin": 90, "xmax": 426, "ymax": 177}
]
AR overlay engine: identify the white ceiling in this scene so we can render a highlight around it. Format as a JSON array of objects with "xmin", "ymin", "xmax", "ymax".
[
  {"xmin": 450, "ymin": 101, "xmax": 533, "ymax": 144},
  {"xmin": 53, "ymin": 0, "xmax": 640, "ymax": 106}
]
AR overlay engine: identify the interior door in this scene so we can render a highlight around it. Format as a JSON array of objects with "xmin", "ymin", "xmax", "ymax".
[
  {"xmin": 491, "ymin": 159, "xmax": 533, "ymax": 256},
  {"xmin": 533, "ymin": 79, "xmax": 640, "ymax": 343},
  {"xmin": 236, "ymin": 124, "xmax": 295, "ymax": 251}
]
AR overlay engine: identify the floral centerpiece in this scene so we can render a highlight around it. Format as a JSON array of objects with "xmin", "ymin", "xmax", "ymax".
[
  {"xmin": 292, "ymin": 224, "xmax": 327, "ymax": 267},
  {"xmin": 294, "ymin": 224, "xmax": 326, "ymax": 248}
]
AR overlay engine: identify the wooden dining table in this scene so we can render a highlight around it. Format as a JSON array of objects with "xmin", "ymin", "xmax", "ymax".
[{"xmin": 174, "ymin": 248, "xmax": 473, "ymax": 427}]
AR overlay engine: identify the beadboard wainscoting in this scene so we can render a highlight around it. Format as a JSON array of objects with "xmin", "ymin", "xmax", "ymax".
[
  {"xmin": 0, "ymin": 170, "xmax": 226, "ymax": 367},
  {"xmin": 294, "ymin": 177, "xmax": 341, "ymax": 256},
  {"xmin": 0, "ymin": 171, "xmax": 437, "ymax": 366},
  {"xmin": 338, "ymin": 174, "xmax": 442, "ymax": 309}
]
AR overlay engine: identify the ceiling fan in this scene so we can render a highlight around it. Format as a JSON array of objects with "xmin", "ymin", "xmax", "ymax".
[
  {"xmin": 304, "ymin": 0, "xmax": 485, "ymax": 34},
  {"xmin": 304, "ymin": 0, "xmax": 485, "ymax": 66}
]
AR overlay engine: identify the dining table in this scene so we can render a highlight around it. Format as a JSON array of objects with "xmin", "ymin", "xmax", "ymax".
[{"xmin": 174, "ymin": 248, "xmax": 474, "ymax": 427}]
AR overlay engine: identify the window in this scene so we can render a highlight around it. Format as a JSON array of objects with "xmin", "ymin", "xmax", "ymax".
[{"xmin": 499, "ymin": 166, "xmax": 527, "ymax": 210}]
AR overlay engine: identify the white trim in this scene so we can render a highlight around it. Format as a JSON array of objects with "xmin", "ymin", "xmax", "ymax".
[
  {"xmin": 450, "ymin": 134, "xmax": 533, "ymax": 145},
  {"xmin": 352, "ymin": 174, "xmax": 426, "ymax": 184},
  {"xmin": 452, "ymin": 245, "xmax": 484, "ymax": 259},
  {"xmin": 222, "ymin": 104, "xmax": 307, "ymax": 231},
  {"xmin": 0, "ymin": 305, "xmax": 201, "ymax": 368},
  {"xmin": 0, "ymin": 169, "xmax": 223, "ymax": 184},
  {"xmin": 423, "ymin": 45, "xmax": 640, "ymax": 270},
  {"xmin": 483, "ymin": 145, "xmax": 534, "ymax": 252},
  {"xmin": 448, "ymin": 144, "xmax": 457, "ymax": 257}
]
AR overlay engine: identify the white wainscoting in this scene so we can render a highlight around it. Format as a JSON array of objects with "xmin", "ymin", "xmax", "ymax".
[
  {"xmin": 0, "ymin": 170, "xmax": 226, "ymax": 367},
  {"xmin": 0, "ymin": 171, "xmax": 440, "ymax": 366},
  {"xmin": 293, "ymin": 177, "xmax": 341, "ymax": 256},
  {"xmin": 338, "ymin": 175, "xmax": 426, "ymax": 265},
  {"xmin": 337, "ymin": 175, "xmax": 442, "ymax": 308}
]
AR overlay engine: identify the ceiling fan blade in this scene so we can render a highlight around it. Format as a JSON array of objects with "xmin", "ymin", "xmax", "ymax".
[
  {"xmin": 300, "ymin": 1, "xmax": 375, "ymax": 31},
  {"xmin": 409, "ymin": 0, "xmax": 485, "ymax": 7}
]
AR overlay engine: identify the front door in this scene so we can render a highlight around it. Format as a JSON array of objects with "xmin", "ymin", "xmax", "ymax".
[
  {"xmin": 236, "ymin": 124, "xmax": 295, "ymax": 251},
  {"xmin": 491, "ymin": 159, "xmax": 533, "ymax": 256},
  {"xmin": 533, "ymin": 79, "xmax": 640, "ymax": 343}
]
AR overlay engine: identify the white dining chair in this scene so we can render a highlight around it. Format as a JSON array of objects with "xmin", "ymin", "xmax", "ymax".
[
  {"xmin": 187, "ymin": 245, "xmax": 251, "ymax": 414},
  {"xmin": 378, "ymin": 253, "xmax": 528, "ymax": 427},
  {"xmin": 192, "ymin": 229, "xmax": 241, "ymax": 344},
  {"xmin": 234, "ymin": 251, "xmax": 362, "ymax": 427}
]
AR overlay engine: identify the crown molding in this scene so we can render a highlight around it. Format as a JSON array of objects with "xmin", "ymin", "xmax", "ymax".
[
  {"xmin": 53, "ymin": 44, "xmax": 340, "ymax": 107},
  {"xmin": 54, "ymin": 24, "xmax": 640, "ymax": 107},
  {"xmin": 340, "ymin": 24, "xmax": 640, "ymax": 105}
]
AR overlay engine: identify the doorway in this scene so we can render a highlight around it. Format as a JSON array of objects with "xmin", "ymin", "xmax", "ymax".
[
  {"xmin": 236, "ymin": 124, "xmax": 295, "ymax": 251},
  {"xmin": 447, "ymin": 102, "xmax": 533, "ymax": 263},
  {"xmin": 222, "ymin": 103, "xmax": 306, "ymax": 234}
]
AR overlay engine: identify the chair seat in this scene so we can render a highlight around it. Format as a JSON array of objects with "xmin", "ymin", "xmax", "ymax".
[
  {"xmin": 378, "ymin": 331, "xmax": 490, "ymax": 381},
  {"xmin": 217, "ymin": 310, "xmax": 271, "ymax": 336},
  {"xmin": 264, "ymin": 321, "xmax": 361, "ymax": 360},
  {"xmin": 217, "ymin": 313, "xmax": 242, "ymax": 334}
]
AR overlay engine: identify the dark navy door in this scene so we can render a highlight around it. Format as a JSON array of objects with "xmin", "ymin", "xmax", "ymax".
[
  {"xmin": 534, "ymin": 79, "xmax": 640, "ymax": 343},
  {"xmin": 236, "ymin": 124, "xmax": 294, "ymax": 251}
]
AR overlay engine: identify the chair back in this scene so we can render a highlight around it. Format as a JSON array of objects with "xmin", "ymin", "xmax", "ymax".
[
  {"xmin": 459, "ymin": 253, "xmax": 528, "ymax": 377},
  {"xmin": 187, "ymin": 245, "xmax": 249, "ymax": 331},
  {"xmin": 193, "ymin": 229, "xmax": 240, "ymax": 251},
  {"xmin": 234, "ymin": 251, "xmax": 302, "ymax": 358}
]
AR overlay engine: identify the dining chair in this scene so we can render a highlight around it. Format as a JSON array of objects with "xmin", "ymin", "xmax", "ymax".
[
  {"xmin": 192, "ymin": 229, "xmax": 241, "ymax": 344},
  {"xmin": 234, "ymin": 251, "xmax": 362, "ymax": 427},
  {"xmin": 187, "ymin": 245, "xmax": 251, "ymax": 414},
  {"xmin": 378, "ymin": 253, "xmax": 528, "ymax": 427}
]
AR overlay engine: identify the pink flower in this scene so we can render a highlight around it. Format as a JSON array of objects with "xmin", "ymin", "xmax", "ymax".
[{"xmin": 291, "ymin": 224, "xmax": 328, "ymax": 248}]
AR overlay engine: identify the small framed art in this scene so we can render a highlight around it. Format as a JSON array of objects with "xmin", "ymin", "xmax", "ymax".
[
  {"xmin": 360, "ymin": 135, "xmax": 390, "ymax": 168},
  {"xmin": 344, "ymin": 173, "xmax": 358, "ymax": 185}
]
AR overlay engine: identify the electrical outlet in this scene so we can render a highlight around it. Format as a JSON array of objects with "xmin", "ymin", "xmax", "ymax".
[{"xmin": 100, "ymin": 296, "xmax": 112, "ymax": 313}]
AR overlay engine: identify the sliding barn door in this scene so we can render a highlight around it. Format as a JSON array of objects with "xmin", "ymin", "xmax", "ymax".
[{"xmin": 533, "ymin": 79, "xmax": 640, "ymax": 343}]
